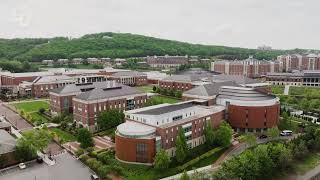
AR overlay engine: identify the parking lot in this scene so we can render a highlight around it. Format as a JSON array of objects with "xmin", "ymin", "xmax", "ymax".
[{"xmin": 0, "ymin": 153, "xmax": 95, "ymax": 180}]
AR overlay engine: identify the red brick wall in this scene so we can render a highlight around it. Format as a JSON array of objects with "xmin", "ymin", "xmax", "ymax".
[
  {"xmin": 228, "ymin": 103, "xmax": 279, "ymax": 129},
  {"xmin": 159, "ymin": 80, "xmax": 193, "ymax": 91},
  {"xmin": 115, "ymin": 135, "xmax": 155, "ymax": 163},
  {"xmin": 156, "ymin": 111, "xmax": 224, "ymax": 150}
]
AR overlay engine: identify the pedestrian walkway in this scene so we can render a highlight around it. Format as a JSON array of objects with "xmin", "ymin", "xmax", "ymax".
[
  {"xmin": 284, "ymin": 85, "xmax": 290, "ymax": 95},
  {"xmin": 298, "ymin": 163, "xmax": 320, "ymax": 180}
]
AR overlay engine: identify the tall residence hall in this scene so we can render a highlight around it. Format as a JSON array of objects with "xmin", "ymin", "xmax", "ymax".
[
  {"xmin": 211, "ymin": 56, "xmax": 281, "ymax": 78},
  {"xmin": 115, "ymin": 75, "xmax": 280, "ymax": 164},
  {"xmin": 277, "ymin": 54, "xmax": 320, "ymax": 71},
  {"xmin": 49, "ymin": 81, "xmax": 147, "ymax": 131}
]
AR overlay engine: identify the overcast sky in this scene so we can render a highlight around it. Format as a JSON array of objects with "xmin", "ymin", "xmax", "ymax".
[{"xmin": 1, "ymin": 0, "xmax": 319, "ymax": 49}]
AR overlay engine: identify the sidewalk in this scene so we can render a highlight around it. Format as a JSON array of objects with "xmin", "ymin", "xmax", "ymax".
[{"xmin": 297, "ymin": 164, "xmax": 320, "ymax": 180}]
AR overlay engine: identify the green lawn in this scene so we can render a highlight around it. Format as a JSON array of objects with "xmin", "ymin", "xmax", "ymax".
[
  {"xmin": 137, "ymin": 85, "xmax": 155, "ymax": 93},
  {"xmin": 50, "ymin": 128, "xmax": 77, "ymax": 144},
  {"xmin": 14, "ymin": 100, "xmax": 49, "ymax": 112},
  {"xmin": 151, "ymin": 96, "xmax": 180, "ymax": 104},
  {"xmin": 271, "ymin": 85, "xmax": 285, "ymax": 95}
]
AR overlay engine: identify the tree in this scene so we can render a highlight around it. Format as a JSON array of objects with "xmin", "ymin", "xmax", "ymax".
[
  {"xmin": 15, "ymin": 138, "xmax": 37, "ymax": 162},
  {"xmin": 180, "ymin": 171, "xmax": 190, "ymax": 180},
  {"xmin": 154, "ymin": 149, "xmax": 170, "ymax": 170},
  {"xmin": 38, "ymin": 107, "xmax": 46, "ymax": 114},
  {"xmin": 254, "ymin": 145, "xmax": 275, "ymax": 177},
  {"xmin": 213, "ymin": 122, "xmax": 233, "ymax": 147},
  {"xmin": 175, "ymin": 129, "xmax": 188, "ymax": 163},
  {"xmin": 22, "ymin": 129, "xmax": 52, "ymax": 151},
  {"xmin": 268, "ymin": 143, "xmax": 292, "ymax": 170},
  {"xmin": 242, "ymin": 133, "xmax": 257, "ymax": 147},
  {"xmin": 77, "ymin": 128, "xmax": 94, "ymax": 148},
  {"xmin": 82, "ymin": 59, "xmax": 89, "ymax": 65},
  {"xmin": 204, "ymin": 121, "xmax": 215, "ymax": 147},
  {"xmin": 314, "ymin": 129, "xmax": 320, "ymax": 150},
  {"xmin": 0, "ymin": 155, "xmax": 7, "ymax": 168},
  {"xmin": 291, "ymin": 140, "xmax": 309, "ymax": 159},
  {"xmin": 175, "ymin": 90, "xmax": 182, "ymax": 98},
  {"xmin": 267, "ymin": 127, "xmax": 280, "ymax": 140},
  {"xmin": 153, "ymin": 86, "xmax": 157, "ymax": 92},
  {"xmin": 97, "ymin": 110, "xmax": 125, "ymax": 130}
]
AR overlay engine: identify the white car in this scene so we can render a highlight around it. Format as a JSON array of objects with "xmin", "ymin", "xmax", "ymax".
[
  {"xmin": 18, "ymin": 163, "xmax": 26, "ymax": 169},
  {"xmin": 280, "ymin": 130, "xmax": 293, "ymax": 136}
]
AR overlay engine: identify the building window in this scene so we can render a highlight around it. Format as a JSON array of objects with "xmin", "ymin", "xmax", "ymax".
[
  {"xmin": 136, "ymin": 143, "xmax": 148, "ymax": 163},
  {"xmin": 172, "ymin": 115, "xmax": 183, "ymax": 121}
]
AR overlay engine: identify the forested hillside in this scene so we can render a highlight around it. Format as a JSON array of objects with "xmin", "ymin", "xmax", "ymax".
[{"xmin": 0, "ymin": 32, "xmax": 309, "ymax": 62}]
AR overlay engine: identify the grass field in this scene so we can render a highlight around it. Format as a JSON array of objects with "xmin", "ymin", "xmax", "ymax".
[
  {"xmin": 151, "ymin": 95, "xmax": 180, "ymax": 104},
  {"xmin": 14, "ymin": 100, "xmax": 49, "ymax": 112},
  {"xmin": 271, "ymin": 85, "xmax": 285, "ymax": 95},
  {"xmin": 145, "ymin": 95, "xmax": 180, "ymax": 106},
  {"xmin": 137, "ymin": 85, "xmax": 154, "ymax": 93},
  {"xmin": 50, "ymin": 128, "xmax": 77, "ymax": 144}
]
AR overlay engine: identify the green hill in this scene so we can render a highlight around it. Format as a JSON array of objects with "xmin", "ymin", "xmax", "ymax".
[{"xmin": 0, "ymin": 32, "xmax": 310, "ymax": 62}]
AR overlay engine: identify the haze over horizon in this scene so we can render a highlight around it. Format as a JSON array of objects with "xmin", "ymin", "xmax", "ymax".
[{"xmin": 1, "ymin": 0, "xmax": 319, "ymax": 50}]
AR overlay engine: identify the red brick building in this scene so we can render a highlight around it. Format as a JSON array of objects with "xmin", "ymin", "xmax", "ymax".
[
  {"xmin": 211, "ymin": 56, "xmax": 281, "ymax": 78},
  {"xmin": 146, "ymin": 55, "xmax": 188, "ymax": 69},
  {"xmin": 216, "ymin": 86, "xmax": 280, "ymax": 132},
  {"xmin": 72, "ymin": 83, "xmax": 147, "ymax": 131},
  {"xmin": 159, "ymin": 75, "xmax": 207, "ymax": 91},
  {"xmin": 108, "ymin": 71, "xmax": 147, "ymax": 86},
  {"xmin": 115, "ymin": 102, "xmax": 225, "ymax": 164},
  {"xmin": 277, "ymin": 54, "xmax": 320, "ymax": 72}
]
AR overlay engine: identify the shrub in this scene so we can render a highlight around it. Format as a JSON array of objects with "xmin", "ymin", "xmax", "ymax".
[
  {"xmin": 38, "ymin": 108, "xmax": 46, "ymax": 114},
  {"xmin": 86, "ymin": 158, "xmax": 103, "ymax": 171},
  {"xmin": 97, "ymin": 165, "xmax": 112, "ymax": 178},
  {"xmin": 75, "ymin": 148, "xmax": 84, "ymax": 157},
  {"xmin": 79, "ymin": 154, "xmax": 90, "ymax": 162},
  {"xmin": 177, "ymin": 147, "xmax": 223, "ymax": 171}
]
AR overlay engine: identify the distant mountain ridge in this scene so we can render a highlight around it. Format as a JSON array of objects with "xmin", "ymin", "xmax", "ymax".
[{"xmin": 0, "ymin": 32, "xmax": 312, "ymax": 62}]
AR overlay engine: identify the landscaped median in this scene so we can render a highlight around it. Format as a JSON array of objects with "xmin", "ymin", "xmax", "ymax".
[
  {"xmin": 177, "ymin": 147, "xmax": 225, "ymax": 171},
  {"xmin": 76, "ymin": 144, "xmax": 227, "ymax": 180}
]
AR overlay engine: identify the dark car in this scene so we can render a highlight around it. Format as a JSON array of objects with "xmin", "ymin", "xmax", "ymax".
[
  {"xmin": 259, "ymin": 134, "xmax": 268, "ymax": 139},
  {"xmin": 90, "ymin": 174, "xmax": 100, "ymax": 180},
  {"xmin": 36, "ymin": 157, "xmax": 43, "ymax": 164}
]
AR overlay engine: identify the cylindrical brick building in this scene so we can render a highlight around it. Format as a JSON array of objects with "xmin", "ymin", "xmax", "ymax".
[
  {"xmin": 115, "ymin": 121, "xmax": 156, "ymax": 165},
  {"xmin": 216, "ymin": 86, "xmax": 280, "ymax": 132}
]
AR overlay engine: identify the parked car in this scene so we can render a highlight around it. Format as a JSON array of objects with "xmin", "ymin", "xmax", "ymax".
[
  {"xmin": 259, "ymin": 134, "xmax": 268, "ymax": 139},
  {"xmin": 90, "ymin": 174, "xmax": 99, "ymax": 180},
  {"xmin": 19, "ymin": 163, "xmax": 26, "ymax": 169},
  {"xmin": 280, "ymin": 130, "xmax": 293, "ymax": 136}
]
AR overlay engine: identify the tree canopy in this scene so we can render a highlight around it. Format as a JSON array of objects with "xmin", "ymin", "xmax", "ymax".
[
  {"xmin": 175, "ymin": 129, "xmax": 189, "ymax": 163},
  {"xmin": 77, "ymin": 128, "xmax": 94, "ymax": 149},
  {"xmin": 97, "ymin": 110, "xmax": 125, "ymax": 130},
  {"xmin": 154, "ymin": 149, "xmax": 171, "ymax": 170},
  {"xmin": 0, "ymin": 32, "xmax": 309, "ymax": 63}
]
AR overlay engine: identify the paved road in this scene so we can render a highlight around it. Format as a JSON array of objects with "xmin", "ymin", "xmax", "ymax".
[
  {"xmin": 0, "ymin": 153, "xmax": 95, "ymax": 180},
  {"xmin": 0, "ymin": 101, "xmax": 32, "ymax": 131}
]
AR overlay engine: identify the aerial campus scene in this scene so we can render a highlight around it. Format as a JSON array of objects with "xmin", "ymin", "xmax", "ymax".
[{"xmin": 0, "ymin": 0, "xmax": 320, "ymax": 180}]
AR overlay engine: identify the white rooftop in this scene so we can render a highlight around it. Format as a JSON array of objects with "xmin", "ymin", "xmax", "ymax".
[{"xmin": 117, "ymin": 121, "xmax": 156, "ymax": 137}]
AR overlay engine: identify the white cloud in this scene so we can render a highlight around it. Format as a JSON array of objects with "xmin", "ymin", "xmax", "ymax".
[{"xmin": 0, "ymin": 0, "xmax": 319, "ymax": 49}]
